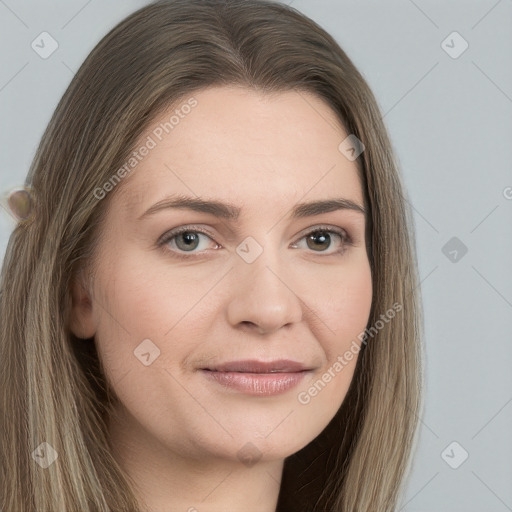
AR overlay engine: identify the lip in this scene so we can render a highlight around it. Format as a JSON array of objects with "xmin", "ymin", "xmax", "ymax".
[
  {"xmin": 199, "ymin": 359, "xmax": 313, "ymax": 396},
  {"xmin": 201, "ymin": 359, "xmax": 312, "ymax": 373}
]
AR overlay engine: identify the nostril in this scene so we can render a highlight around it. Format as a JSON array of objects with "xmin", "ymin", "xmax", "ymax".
[{"xmin": 240, "ymin": 321, "xmax": 258, "ymax": 328}]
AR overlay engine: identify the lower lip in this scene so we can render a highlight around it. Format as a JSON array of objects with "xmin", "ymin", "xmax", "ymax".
[{"xmin": 200, "ymin": 370, "xmax": 309, "ymax": 396}]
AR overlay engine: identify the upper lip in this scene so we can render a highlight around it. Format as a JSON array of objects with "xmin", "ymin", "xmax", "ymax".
[{"xmin": 201, "ymin": 359, "xmax": 313, "ymax": 373}]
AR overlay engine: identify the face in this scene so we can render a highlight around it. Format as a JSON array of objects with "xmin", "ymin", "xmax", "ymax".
[{"xmin": 70, "ymin": 86, "xmax": 372, "ymax": 466}]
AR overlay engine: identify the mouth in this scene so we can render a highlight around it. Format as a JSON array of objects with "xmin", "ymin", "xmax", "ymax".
[
  {"xmin": 199, "ymin": 359, "xmax": 314, "ymax": 396},
  {"xmin": 200, "ymin": 359, "xmax": 313, "ymax": 373}
]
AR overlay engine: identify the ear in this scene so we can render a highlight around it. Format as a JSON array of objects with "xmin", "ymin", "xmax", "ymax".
[{"xmin": 68, "ymin": 270, "xmax": 97, "ymax": 339}]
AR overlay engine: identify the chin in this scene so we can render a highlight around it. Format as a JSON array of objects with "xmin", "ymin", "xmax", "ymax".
[{"xmin": 184, "ymin": 412, "xmax": 329, "ymax": 465}]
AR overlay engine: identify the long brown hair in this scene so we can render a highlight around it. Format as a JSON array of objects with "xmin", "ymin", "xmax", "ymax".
[{"xmin": 0, "ymin": 1, "xmax": 424, "ymax": 510}]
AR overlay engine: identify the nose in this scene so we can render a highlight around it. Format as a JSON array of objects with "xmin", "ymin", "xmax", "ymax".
[{"xmin": 225, "ymin": 247, "xmax": 304, "ymax": 335}]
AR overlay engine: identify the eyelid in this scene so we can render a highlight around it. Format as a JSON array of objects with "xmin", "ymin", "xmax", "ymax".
[{"xmin": 294, "ymin": 224, "xmax": 352, "ymax": 244}]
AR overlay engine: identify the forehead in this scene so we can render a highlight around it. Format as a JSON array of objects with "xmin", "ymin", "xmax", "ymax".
[{"xmin": 116, "ymin": 86, "xmax": 364, "ymax": 218}]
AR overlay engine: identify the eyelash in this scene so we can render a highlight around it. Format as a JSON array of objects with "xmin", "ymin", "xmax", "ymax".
[{"xmin": 157, "ymin": 224, "xmax": 354, "ymax": 261}]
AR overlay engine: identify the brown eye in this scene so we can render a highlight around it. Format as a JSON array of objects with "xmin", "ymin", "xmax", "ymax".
[
  {"xmin": 292, "ymin": 226, "xmax": 351, "ymax": 256},
  {"xmin": 306, "ymin": 231, "xmax": 333, "ymax": 252}
]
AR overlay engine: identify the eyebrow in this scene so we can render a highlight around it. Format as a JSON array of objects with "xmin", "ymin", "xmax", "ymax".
[{"xmin": 138, "ymin": 194, "xmax": 366, "ymax": 221}]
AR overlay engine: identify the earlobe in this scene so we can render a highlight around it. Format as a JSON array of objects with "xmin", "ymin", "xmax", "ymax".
[{"xmin": 68, "ymin": 272, "xmax": 97, "ymax": 339}]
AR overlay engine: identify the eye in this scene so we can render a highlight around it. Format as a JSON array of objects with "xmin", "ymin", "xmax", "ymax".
[
  {"xmin": 158, "ymin": 226, "xmax": 218, "ymax": 259},
  {"xmin": 291, "ymin": 226, "xmax": 352, "ymax": 256},
  {"xmin": 157, "ymin": 224, "xmax": 353, "ymax": 260}
]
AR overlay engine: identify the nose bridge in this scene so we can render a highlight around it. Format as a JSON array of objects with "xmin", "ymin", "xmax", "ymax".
[{"xmin": 226, "ymin": 233, "xmax": 303, "ymax": 333}]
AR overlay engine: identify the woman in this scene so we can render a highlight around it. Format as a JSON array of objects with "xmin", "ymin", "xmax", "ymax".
[{"xmin": 0, "ymin": 0, "xmax": 424, "ymax": 510}]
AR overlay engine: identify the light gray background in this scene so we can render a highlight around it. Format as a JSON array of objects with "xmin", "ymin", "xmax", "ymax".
[{"xmin": 1, "ymin": 1, "xmax": 511, "ymax": 510}]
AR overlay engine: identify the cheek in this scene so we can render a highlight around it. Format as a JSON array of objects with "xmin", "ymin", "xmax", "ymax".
[
  {"xmin": 300, "ymin": 262, "xmax": 371, "ymax": 404},
  {"xmin": 90, "ymin": 268, "xmax": 190, "ymax": 430},
  {"xmin": 90, "ymin": 255, "xmax": 210, "ymax": 388},
  {"xmin": 296, "ymin": 266, "xmax": 372, "ymax": 420},
  {"xmin": 94, "ymin": 253, "xmax": 189, "ymax": 337},
  {"xmin": 308, "ymin": 260, "xmax": 373, "ymax": 351}
]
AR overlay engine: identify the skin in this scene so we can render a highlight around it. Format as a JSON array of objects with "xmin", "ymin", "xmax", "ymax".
[{"xmin": 70, "ymin": 86, "xmax": 373, "ymax": 512}]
